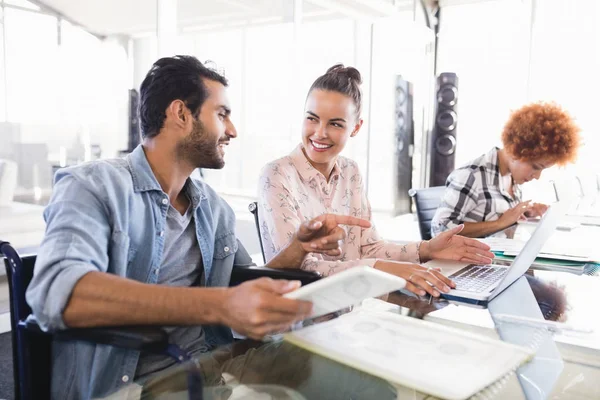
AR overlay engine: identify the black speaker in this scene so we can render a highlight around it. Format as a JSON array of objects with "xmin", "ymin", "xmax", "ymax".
[
  {"xmin": 394, "ymin": 76, "xmax": 414, "ymax": 215},
  {"xmin": 429, "ymin": 72, "xmax": 458, "ymax": 187},
  {"xmin": 128, "ymin": 89, "xmax": 141, "ymax": 152}
]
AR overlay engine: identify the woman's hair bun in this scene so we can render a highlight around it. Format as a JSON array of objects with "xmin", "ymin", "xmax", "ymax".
[{"xmin": 325, "ymin": 63, "xmax": 362, "ymax": 85}]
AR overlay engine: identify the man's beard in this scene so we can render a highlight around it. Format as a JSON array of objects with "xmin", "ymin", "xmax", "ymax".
[{"xmin": 176, "ymin": 119, "xmax": 226, "ymax": 169}]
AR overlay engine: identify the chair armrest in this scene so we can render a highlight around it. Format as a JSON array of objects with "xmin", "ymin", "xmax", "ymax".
[
  {"xmin": 230, "ymin": 265, "xmax": 321, "ymax": 287},
  {"xmin": 20, "ymin": 319, "xmax": 169, "ymax": 353}
]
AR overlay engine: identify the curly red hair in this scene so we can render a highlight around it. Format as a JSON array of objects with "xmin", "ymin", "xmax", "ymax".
[{"xmin": 501, "ymin": 102, "xmax": 581, "ymax": 166}]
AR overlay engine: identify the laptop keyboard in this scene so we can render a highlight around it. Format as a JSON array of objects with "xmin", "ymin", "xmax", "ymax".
[{"xmin": 450, "ymin": 265, "xmax": 508, "ymax": 293}]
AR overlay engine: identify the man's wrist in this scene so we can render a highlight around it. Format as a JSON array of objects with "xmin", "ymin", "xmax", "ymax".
[
  {"xmin": 287, "ymin": 234, "xmax": 308, "ymax": 264},
  {"xmin": 205, "ymin": 287, "xmax": 231, "ymax": 325},
  {"xmin": 290, "ymin": 234, "xmax": 306, "ymax": 252},
  {"xmin": 266, "ymin": 234, "xmax": 307, "ymax": 268}
]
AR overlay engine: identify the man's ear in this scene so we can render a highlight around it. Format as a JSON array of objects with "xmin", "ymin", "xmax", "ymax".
[
  {"xmin": 167, "ymin": 100, "xmax": 188, "ymax": 128},
  {"xmin": 350, "ymin": 118, "xmax": 364, "ymax": 137}
]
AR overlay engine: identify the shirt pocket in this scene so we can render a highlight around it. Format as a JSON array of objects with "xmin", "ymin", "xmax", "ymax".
[
  {"xmin": 213, "ymin": 232, "xmax": 238, "ymax": 259},
  {"xmin": 109, "ymin": 230, "xmax": 138, "ymax": 272}
]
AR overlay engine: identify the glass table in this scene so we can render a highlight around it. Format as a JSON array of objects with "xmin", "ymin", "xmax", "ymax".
[{"xmin": 102, "ymin": 223, "xmax": 600, "ymax": 400}]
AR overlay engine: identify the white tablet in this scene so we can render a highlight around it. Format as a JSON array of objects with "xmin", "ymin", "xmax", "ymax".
[{"xmin": 284, "ymin": 266, "xmax": 406, "ymax": 318}]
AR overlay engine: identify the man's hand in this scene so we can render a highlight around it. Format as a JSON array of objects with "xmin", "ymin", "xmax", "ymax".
[
  {"xmin": 498, "ymin": 200, "xmax": 532, "ymax": 228},
  {"xmin": 266, "ymin": 214, "xmax": 371, "ymax": 269},
  {"xmin": 421, "ymin": 225, "xmax": 495, "ymax": 264},
  {"xmin": 219, "ymin": 278, "xmax": 312, "ymax": 340},
  {"xmin": 295, "ymin": 214, "xmax": 371, "ymax": 256},
  {"xmin": 524, "ymin": 202, "xmax": 548, "ymax": 218}
]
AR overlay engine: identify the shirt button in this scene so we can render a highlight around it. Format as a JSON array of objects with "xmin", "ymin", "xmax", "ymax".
[
  {"xmin": 122, "ymin": 375, "xmax": 129, "ymax": 383},
  {"xmin": 154, "ymin": 268, "xmax": 159, "ymax": 275},
  {"xmin": 159, "ymin": 231, "xmax": 164, "ymax": 237},
  {"xmin": 224, "ymin": 246, "xmax": 230, "ymax": 253},
  {"xmin": 161, "ymin": 198, "xmax": 168, "ymax": 205}
]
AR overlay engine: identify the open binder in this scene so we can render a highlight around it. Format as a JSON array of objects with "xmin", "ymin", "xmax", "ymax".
[{"xmin": 284, "ymin": 310, "xmax": 534, "ymax": 400}]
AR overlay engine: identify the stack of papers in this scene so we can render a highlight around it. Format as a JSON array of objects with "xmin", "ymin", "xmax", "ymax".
[
  {"xmin": 481, "ymin": 238, "xmax": 593, "ymax": 263},
  {"xmin": 285, "ymin": 311, "xmax": 533, "ymax": 400},
  {"xmin": 518, "ymin": 218, "xmax": 580, "ymax": 231},
  {"xmin": 482, "ymin": 238, "xmax": 526, "ymax": 254},
  {"xmin": 490, "ymin": 253, "xmax": 590, "ymax": 273},
  {"xmin": 565, "ymin": 214, "xmax": 600, "ymax": 227}
]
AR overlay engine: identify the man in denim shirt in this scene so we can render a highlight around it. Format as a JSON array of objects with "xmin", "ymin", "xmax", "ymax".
[{"xmin": 26, "ymin": 55, "xmax": 370, "ymax": 400}]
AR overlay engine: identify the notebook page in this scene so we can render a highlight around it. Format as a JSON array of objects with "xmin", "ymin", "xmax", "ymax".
[{"xmin": 284, "ymin": 311, "xmax": 533, "ymax": 400}]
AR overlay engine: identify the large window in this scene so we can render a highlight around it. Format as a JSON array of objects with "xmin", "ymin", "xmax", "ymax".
[
  {"xmin": 159, "ymin": 14, "xmax": 428, "ymax": 213},
  {"xmin": 528, "ymin": 0, "xmax": 600, "ymax": 175},
  {"xmin": 187, "ymin": 20, "xmax": 363, "ymax": 197},
  {"xmin": 59, "ymin": 20, "xmax": 130, "ymax": 159},
  {"xmin": 132, "ymin": 1, "xmax": 600, "ymax": 210},
  {"xmin": 368, "ymin": 18, "xmax": 435, "ymax": 210},
  {"xmin": 0, "ymin": 8, "xmax": 5, "ymax": 123},
  {"xmin": 0, "ymin": 3, "xmax": 129, "ymax": 202},
  {"xmin": 437, "ymin": 0, "xmax": 531, "ymax": 168},
  {"xmin": 437, "ymin": 0, "xmax": 599, "ymax": 202},
  {"xmin": 4, "ymin": 7, "xmax": 60, "ymax": 124}
]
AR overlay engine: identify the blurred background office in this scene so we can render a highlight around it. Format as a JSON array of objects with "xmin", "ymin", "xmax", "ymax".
[
  {"xmin": 0, "ymin": 0, "xmax": 599, "ymax": 391},
  {"xmin": 1, "ymin": 0, "xmax": 598, "ymax": 209}
]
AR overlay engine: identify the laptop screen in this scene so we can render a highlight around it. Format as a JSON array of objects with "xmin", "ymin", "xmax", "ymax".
[{"xmin": 489, "ymin": 203, "xmax": 566, "ymax": 297}]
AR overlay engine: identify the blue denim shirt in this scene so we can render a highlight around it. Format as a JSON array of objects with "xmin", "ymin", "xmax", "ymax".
[{"xmin": 26, "ymin": 145, "xmax": 254, "ymax": 400}]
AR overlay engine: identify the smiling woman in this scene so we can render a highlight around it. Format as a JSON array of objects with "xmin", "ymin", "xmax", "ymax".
[
  {"xmin": 299, "ymin": 64, "xmax": 363, "ymax": 177},
  {"xmin": 256, "ymin": 65, "xmax": 495, "ymax": 299}
]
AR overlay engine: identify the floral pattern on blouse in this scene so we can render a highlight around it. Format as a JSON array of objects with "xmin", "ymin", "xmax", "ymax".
[{"xmin": 257, "ymin": 144, "xmax": 420, "ymax": 276}]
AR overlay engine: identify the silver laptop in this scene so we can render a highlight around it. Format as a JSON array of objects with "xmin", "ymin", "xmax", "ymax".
[{"xmin": 441, "ymin": 204, "xmax": 565, "ymax": 303}]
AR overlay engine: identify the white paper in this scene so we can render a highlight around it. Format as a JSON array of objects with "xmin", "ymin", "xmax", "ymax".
[
  {"xmin": 518, "ymin": 219, "xmax": 580, "ymax": 231},
  {"xmin": 480, "ymin": 237, "xmax": 525, "ymax": 253},
  {"xmin": 480, "ymin": 238, "xmax": 592, "ymax": 261},
  {"xmin": 285, "ymin": 311, "xmax": 533, "ymax": 400}
]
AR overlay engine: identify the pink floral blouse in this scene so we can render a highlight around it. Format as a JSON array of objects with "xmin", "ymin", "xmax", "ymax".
[{"xmin": 257, "ymin": 145, "xmax": 420, "ymax": 276}]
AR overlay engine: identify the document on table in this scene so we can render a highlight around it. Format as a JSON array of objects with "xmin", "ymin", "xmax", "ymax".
[
  {"xmin": 480, "ymin": 238, "xmax": 593, "ymax": 262},
  {"xmin": 284, "ymin": 311, "xmax": 533, "ymax": 400},
  {"xmin": 481, "ymin": 237, "xmax": 526, "ymax": 253}
]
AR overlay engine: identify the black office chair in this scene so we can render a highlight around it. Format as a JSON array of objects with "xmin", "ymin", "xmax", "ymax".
[
  {"xmin": 408, "ymin": 186, "xmax": 446, "ymax": 240},
  {"xmin": 1, "ymin": 241, "xmax": 209, "ymax": 400},
  {"xmin": 0, "ymin": 239, "xmax": 318, "ymax": 400},
  {"xmin": 248, "ymin": 202, "xmax": 267, "ymax": 264}
]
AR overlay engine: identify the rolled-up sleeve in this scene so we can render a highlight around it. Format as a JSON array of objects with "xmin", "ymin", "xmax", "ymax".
[
  {"xmin": 431, "ymin": 169, "xmax": 479, "ymax": 237},
  {"xmin": 26, "ymin": 174, "xmax": 111, "ymax": 331}
]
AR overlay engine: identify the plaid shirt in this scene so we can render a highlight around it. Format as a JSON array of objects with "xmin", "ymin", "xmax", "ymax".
[{"xmin": 431, "ymin": 147, "xmax": 522, "ymax": 236}]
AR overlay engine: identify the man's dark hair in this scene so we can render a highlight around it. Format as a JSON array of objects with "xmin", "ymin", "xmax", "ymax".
[{"xmin": 139, "ymin": 55, "xmax": 228, "ymax": 139}]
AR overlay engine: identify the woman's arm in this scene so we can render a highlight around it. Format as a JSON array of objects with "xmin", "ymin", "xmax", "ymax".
[{"xmin": 257, "ymin": 163, "xmax": 378, "ymax": 276}]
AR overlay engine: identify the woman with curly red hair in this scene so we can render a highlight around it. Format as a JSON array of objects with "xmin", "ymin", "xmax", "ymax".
[{"xmin": 432, "ymin": 102, "xmax": 581, "ymax": 238}]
